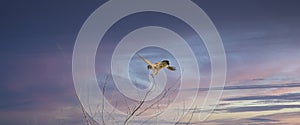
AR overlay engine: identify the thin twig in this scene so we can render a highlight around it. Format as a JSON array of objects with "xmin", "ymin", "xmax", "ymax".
[
  {"xmin": 101, "ymin": 75, "xmax": 109, "ymax": 125},
  {"xmin": 186, "ymin": 105, "xmax": 197, "ymax": 125},
  {"xmin": 123, "ymin": 75, "xmax": 156, "ymax": 125}
]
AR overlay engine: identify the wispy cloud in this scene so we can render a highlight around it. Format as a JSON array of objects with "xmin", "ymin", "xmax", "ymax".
[
  {"xmin": 183, "ymin": 82, "xmax": 300, "ymax": 92},
  {"xmin": 222, "ymin": 92, "xmax": 300, "ymax": 101},
  {"xmin": 225, "ymin": 104, "xmax": 300, "ymax": 113},
  {"xmin": 248, "ymin": 117, "xmax": 278, "ymax": 122}
]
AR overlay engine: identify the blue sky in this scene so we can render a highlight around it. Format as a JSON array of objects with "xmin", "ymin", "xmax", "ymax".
[{"xmin": 1, "ymin": 0, "xmax": 300, "ymax": 124}]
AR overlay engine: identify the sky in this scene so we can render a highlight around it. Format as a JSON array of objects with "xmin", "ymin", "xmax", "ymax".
[{"xmin": 1, "ymin": 0, "xmax": 300, "ymax": 124}]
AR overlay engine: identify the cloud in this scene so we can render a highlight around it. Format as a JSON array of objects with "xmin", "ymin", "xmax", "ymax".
[
  {"xmin": 200, "ymin": 115, "xmax": 281, "ymax": 125},
  {"xmin": 222, "ymin": 92, "xmax": 300, "ymax": 101},
  {"xmin": 254, "ymin": 111, "xmax": 300, "ymax": 124},
  {"xmin": 225, "ymin": 105, "xmax": 300, "ymax": 113},
  {"xmin": 248, "ymin": 117, "xmax": 278, "ymax": 122},
  {"xmin": 184, "ymin": 82, "xmax": 300, "ymax": 92},
  {"xmin": 203, "ymin": 112, "xmax": 300, "ymax": 125}
]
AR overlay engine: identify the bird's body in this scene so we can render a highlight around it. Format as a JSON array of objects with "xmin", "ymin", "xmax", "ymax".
[{"xmin": 137, "ymin": 54, "xmax": 176, "ymax": 75}]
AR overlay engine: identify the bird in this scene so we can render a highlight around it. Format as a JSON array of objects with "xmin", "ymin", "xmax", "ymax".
[{"xmin": 137, "ymin": 54, "xmax": 176, "ymax": 75}]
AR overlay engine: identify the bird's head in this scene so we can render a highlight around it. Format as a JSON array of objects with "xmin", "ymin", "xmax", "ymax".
[{"xmin": 161, "ymin": 60, "xmax": 170, "ymax": 65}]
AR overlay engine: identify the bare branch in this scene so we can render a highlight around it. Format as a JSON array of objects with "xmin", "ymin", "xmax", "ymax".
[
  {"xmin": 123, "ymin": 75, "xmax": 156, "ymax": 125},
  {"xmin": 101, "ymin": 75, "xmax": 109, "ymax": 125},
  {"xmin": 186, "ymin": 105, "xmax": 197, "ymax": 125}
]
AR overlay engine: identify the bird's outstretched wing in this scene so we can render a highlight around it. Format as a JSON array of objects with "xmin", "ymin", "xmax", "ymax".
[
  {"xmin": 137, "ymin": 54, "xmax": 153, "ymax": 66},
  {"xmin": 167, "ymin": 66, "xmax": 176, "ymax": 71}
]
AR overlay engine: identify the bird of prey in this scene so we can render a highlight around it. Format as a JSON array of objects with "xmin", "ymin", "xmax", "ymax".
[{"xmin": 137, "ymin": 54, "xmax": 176, "ymax": 75}]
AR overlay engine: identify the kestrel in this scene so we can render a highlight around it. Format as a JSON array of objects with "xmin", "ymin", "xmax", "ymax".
[{"xmin": 137, "ymin": 54, "xmax": 176, "ymax": 75}]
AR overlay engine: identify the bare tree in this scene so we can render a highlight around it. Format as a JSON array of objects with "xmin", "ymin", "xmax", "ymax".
[{"xmin": 79, "ymin": 74, "xmax": 200, "ymax": 125}]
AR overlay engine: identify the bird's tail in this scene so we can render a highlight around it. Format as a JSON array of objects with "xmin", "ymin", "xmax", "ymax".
[{"xmin": 167, "ymin": 66, "xmax": 176, "ymax": 71}]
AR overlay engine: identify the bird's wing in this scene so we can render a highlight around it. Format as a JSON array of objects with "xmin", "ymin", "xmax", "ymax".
[
  {"xmin": 137, "ymin": 54, "xmax": 153, "ymax": 66},
  {"xmin": 167, "ymin": 66, "xmax": 176, "ymax": 71}
]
